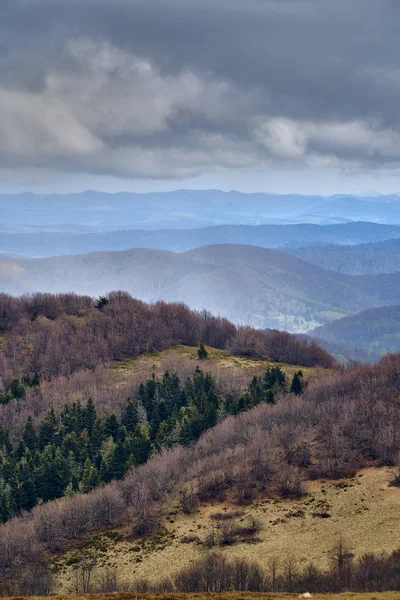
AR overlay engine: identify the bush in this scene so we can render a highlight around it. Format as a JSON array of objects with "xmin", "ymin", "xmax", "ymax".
[
  {"xmin": 277, "ymin": 467, "xmax": 305, "ymax": 499},
  {"xmin": 180, "ymin": 487, "xmax": 198, "ymax": 514}
]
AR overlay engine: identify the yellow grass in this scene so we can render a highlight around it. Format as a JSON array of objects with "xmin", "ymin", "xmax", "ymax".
[
  {"xmin": 110, "ymin": 343, "xmax": 323, "ymax": 387},
  {"xmin": 55, "ymin": 467, "xmax": 400, "ymax": 593}
]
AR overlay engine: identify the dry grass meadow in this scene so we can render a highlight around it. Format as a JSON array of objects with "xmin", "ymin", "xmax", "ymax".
[
  {"xmin": 110, "ymin": 343, "xmax": 323, "ymax": 390},
  {"xmin": 53, "ymin": 467, "xmax": 400, "ymax": 593}
]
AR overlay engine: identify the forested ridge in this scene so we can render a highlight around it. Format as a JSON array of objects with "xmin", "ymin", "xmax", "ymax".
[
  {"xmin": 0, "ymin": 290, "xmax": 333, "ymax": 384},
  {"xmin": 311, "ymin": 304, "xmax": 400, "ymax": 356}
]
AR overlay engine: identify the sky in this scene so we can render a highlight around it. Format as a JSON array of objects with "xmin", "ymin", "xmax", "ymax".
[{"xmin": 2, "ymin": 0, "xmax": 400, "ymax": 194}]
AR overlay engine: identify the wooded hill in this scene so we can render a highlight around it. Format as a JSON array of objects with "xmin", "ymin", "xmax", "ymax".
[
  {"xmin": 0, "ymin": 291, "xmax": 338, "ymax": 594},
  {"xmin": 310, "ymin": 304, "xmax": 400, "ymax": 356},
  {"xmin": 292, "ymin": 238, "xmax": 400, "ymax": 275},
  {"xmin": 1, "ymin": 244, "xmax": 400, "ymax": 332}
]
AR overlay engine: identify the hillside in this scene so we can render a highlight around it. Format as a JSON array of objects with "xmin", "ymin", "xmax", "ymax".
[
  {"xmin": 292, "ymin": 238, "xmax": 400, "ymax": 275},
  {"xmin": 310, "ymin": 304, "xmax": 400, "ymax": 356},
  {"xmin": 302, "ymin": 336, "xmax": 381, "ymax": 364},
  {"xmin": 2, "ymin": 351, "xmax": 400, "ymax": 595},
  {"xmin": 54, "ymin": 466, "xmax": 400, "ymax": 592},
  {"xmin": 2, "ymin": 221, "xmax": 400, "ymax": 258},
  {"xmin": 0, "ymin": 292, "xmax": 340, "ymax": 595},
  {"xmin": 0, "ymin": 244, "xmax": 399, "ymax": 332}
]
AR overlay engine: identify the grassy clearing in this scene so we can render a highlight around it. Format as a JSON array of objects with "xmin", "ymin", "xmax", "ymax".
[
  {"xmin": 55, "ymin": 467, "xmax": 400, "ymax": 593},
  {"xmin": 110, "ymin": 343, "xmax": 322, "ymax": 387}
]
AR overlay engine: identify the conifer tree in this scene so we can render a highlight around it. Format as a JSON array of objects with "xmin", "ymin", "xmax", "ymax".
[
  {"xmin": 197, "ymin": 343, "xmax": 208, "ymax": 360},
  {"xmin": 22, "ymin": 416, "xmax": 38, "ymax": 451},
  {"xmin": 83, "ymin": 397, "xmax": 97, "ymax": 434},
  {"xmin": 80, "ymin": 458, "xmax": 99, "ymax": 493},
  {"xmin": 290, "ymin": 371, "xmax": 304, "ymax": 395},
  {"xmin": 122, "ymin": 399, "xmax": 139, "ymax": 433}
]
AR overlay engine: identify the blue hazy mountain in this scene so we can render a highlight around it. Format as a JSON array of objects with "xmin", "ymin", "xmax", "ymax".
[
  {"xmin": 2, "ymin": 190, "xmax": 400, "ymax": 235},
  {"xmin": 1, "ymin": 221, "xmax": 400, "ymax": 259}
]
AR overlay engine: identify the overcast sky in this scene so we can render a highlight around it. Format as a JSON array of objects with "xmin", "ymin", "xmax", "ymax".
[{"xmin": 2, "ymin": 0, "xmax": 400, "ymax": 194}]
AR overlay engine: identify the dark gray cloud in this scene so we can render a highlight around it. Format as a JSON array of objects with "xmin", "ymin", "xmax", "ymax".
[{"xmin": 2, "ymin": 0, "xmax": 400, "ymax": 180}]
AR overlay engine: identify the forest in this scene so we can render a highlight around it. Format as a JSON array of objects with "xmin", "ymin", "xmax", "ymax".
[{"xmin": 0, "ymin": 364, "xmax": 300, "ymax": 523}]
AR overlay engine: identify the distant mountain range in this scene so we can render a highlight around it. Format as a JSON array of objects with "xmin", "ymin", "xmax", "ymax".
[
  {"xmin": 292, "ymin": 238, "xmax": 400, "ymax": 275},
  {"xmin": 310, "ymin": 304, "xmax": 400, "ymax": 357},
  {"xmin": 1, "ymin": 221, "xmax": 400, "ymax": 259},
  {"xmin": 2, "ymin": 190, "xmax": 400, "ymax": 234},
  {"xmin": 1, "ymin": 244, "xmax": 400, "ymax": 332}
]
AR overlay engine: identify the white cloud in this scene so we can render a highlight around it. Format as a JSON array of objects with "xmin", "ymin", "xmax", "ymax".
[
  {"xmin": 0, "ymin": 38, "xmax": 258, "ymax": 177},
  {"xmin": 255, "ymin": 117, "xmax": 400, "ymax": 163}
]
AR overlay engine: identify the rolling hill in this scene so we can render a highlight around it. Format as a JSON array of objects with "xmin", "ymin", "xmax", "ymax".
[
  {"xmin": 310, "ymin": 304, "xmax": 400, "ymax": 356},
  {"xmin": 301, "ymin": 195, "xmax": 400, "ymax": 223},
  {"xmin": 1, "ymin": 244, "xmax": 400, "ymax": 332},
  {"xmin": 1, "ymin": 221, "xmax": 400, "ymax": 259},
  {"xmin": 292, "ymin": 238, "xmax": 400, "ymax": 275}
]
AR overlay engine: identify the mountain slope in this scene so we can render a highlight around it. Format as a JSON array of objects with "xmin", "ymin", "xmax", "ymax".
[
  {"xmin": 1, "ymin": 244, "xmax": 400, "ymax": 332},
  {"xmin": 310, "ymin": 304, "xmax": 400, "ymax": 355},
  {"xmin": 292, "ymin": 238, "xmax": 400, "ymax": 275}
]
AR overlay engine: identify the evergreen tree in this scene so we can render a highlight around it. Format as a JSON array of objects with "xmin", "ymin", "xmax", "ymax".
[
  {"xmin": 122, "ymin": 399, "xmax": 139, "ymax": 433},
  {"xmin": 290, "ymin": 371, "xmax": 304, "ymax": 395},
  {"xmin": 0, "ymin": 491, "xmax": 11, "ymax": 522},
  {"xmin": 131, "ymin": 425, "xmax": 152, "ymax": 465},
  {"xmin": 80, "ymin": 458, "xmax": 99, "ymax": 492},
  {"xmin": 17, "ymin": 473, "xmax": 37, "ymax": 511},
  {"xmin": 83, "ymin": 397, "xmax": 97, "ymax": 435},
  {"xmin": 31, "ymin": 373, "xmax": 40, "ymax": 387},
  {"xmin": 95, "ymin": 295, "xmax": 109, "ymax": 310},
  {"xmin": 104, "ymin": 413, "xmax": 119, "ymax": 440},
  {"xmin": 110, "ymin": 440, "xmax": 127, "ymax": 480},
  {"xmin": 197, "ymin": 343, "xmax": 208, "ymax": 360},
  {"xmin": 9, "ymin": 378, "xmax": 25, "ymax": 399},
  {"xmin": 39, "ymin": 408, "xmax": 57, "ymax": 450},
  {"xmin": 22, "ymin": 417, "xmax": 38, "ymax": 451}
]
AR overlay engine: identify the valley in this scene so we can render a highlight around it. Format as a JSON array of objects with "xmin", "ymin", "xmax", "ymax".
[{"xmin": 1, "ymin": 244, "xmax": 400, "ymax": 332}]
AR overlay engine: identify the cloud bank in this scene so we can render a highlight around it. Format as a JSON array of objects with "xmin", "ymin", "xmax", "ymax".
[{"xmin": 2, "ymin": 0, "xmax": 400, "ymax": 182}]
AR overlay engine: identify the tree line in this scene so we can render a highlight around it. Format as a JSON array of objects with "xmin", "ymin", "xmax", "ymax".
[
  {"xmin": 0, "ymin": 291, "xmax": 335, "ymax": 387},
  {"xmin": 144, "ymin": 546, "xmax": 400, "ymax": 594}
]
